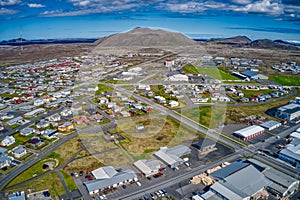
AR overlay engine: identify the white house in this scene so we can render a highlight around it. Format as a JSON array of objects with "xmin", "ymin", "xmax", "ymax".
[
  {"xmin": 33, "ymin": 99, "xmax": 44, "ymax": 106},
  {"xmin": 1, "ymin": 136, "xmax": 15, "ymax": 147},
  {"xmin": 168, "ymin": 100, "xmax": 179, "ymax": 107},
  {"xmin": 12, "ymin": 145, "xmax": 27, "ymax": 158}
]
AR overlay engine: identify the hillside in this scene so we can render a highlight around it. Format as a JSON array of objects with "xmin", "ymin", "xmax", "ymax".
[
  {"xmin": 95, "ymin": 27, "xmax": 196, "ymax": 47},
  {"xmin": 211, "ymin": 36, "xmax": 251, "ymax": 45},
  {"xmin": 250, "ymin": 39, "xmax": 299, "ymax": 50}
]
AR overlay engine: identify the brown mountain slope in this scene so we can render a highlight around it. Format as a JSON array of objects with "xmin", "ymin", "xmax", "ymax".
[{"xmin": 95, "ymin": 27, "xmax": 196, "ymax": 47}]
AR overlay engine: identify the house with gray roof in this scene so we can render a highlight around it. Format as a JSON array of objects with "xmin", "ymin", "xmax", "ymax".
[
  {"xmin": 134, "ymin": 159, "xmax": 160, "ymax": 177},
  {"xmin": 0, "ymin": 153, "xmax": 13, "ymax": 168},
  {"xmin": 84, "ymin": 166, "xmax": 138, "ymax": 195},
  {"xmin": 154, "ymin": 145, "xmax": 191, "ymax": 168},
  {"xmin": 12, "ymin": 145, "xmax": 27, "ymax": 158}
]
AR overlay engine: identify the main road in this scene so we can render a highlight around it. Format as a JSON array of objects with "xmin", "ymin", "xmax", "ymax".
[{"xmin": 105, "ymin": 83, "xmax": 243, "ymax": 150}]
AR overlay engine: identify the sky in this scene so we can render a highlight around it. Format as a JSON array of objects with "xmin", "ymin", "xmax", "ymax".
[{"xmin": 0, "ymin": 0, "xmax": 300, "ymax": 41}]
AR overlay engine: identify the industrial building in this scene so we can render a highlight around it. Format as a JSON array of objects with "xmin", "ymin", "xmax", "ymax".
[
  {"xmin": 260, "ymin": 120, "xmax": 281, "ymax": 131},
  {"xmin": 263, "ymin": 168, "xmax": 299, "ymax": 198},
  {"xmin": 154, "ymin": 145, "xmax": 191, "ymax": 168},
  {"xmin": 233, "ymin": 125, "xmax": 265, "ymax": 141},
  {"xmin": 209, "ymin": 162, "xmax": 270, "ymax": 200},
  {"xmin": 278, "ymin": 138, "xmax": 300, "ymax": 169},
  {"xmin": 276, "ymin": 103, "xmax": 300, "ymax": 121},
  {"xmin": 84, "ymin": 166, "xmax": 138, "ymax": 195},
  {"xmin": 133, "ymin": 159, "xmax": 160, "ymax": 177},
  {"xmin": 241, "ymin": 70, "xmax": 268, "ymax": 80}
]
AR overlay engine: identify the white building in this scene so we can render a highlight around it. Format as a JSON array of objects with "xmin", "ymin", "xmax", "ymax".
[
  {"xmin": 168, "ymin": 100, "xmax": 179, "ymax": 107},
  {"xmin": 233, "ymin": 125, "xmax": 265, "ymax": 141},
  {"xmin": 167, "ymin": 74, "xmax": 188, "ymax": 82},
  {"xmin": 134, "ymin": 159, "xmax": 161, "ymax": 177},
  {"xmin": 84, "ymin": 166, "xmax": 138, "ymax": 195},
  {"xmin": 12, "ymin": 145, "xmax": 27, "ymax": 158},
  {"xmin": 1, "ymin": 136, "xmax": 15, "ymax": 147},
  {"xmin": 260, "ymin": 120, "xmax": 281, "ymax": 131}
]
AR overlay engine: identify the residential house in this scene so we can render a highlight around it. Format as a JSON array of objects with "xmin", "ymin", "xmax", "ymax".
[
  {"xmin": 20, "ymin": 127, "xmax": 35, "ymax": 136},
  {"xmin": 1, "ymin": 136, "xmax": 15, "ymax": 147},
  {"xmin": 33, "ymin": 99, "xmax": 44, "ymax": 106},
  {"xmin": 43, "ymin": 129, "xmax": 58, "ymax": 139},
  {"xmin": 28, "ymin": 136, "xmax": 44, "ymax": 147},
  {"xmin": 36, "ymin": 120, "xmax": 50, "ymax": 129},
  {"xmin": 46, "ymin": 113, "xmax": 61, "ymax": 122},
  {"xmin": 168, "ymin": 100, "xmax": 179, "ymax": 108},
  {"xmin": 58, "ymin": 122, "xmax": 74, "ymax": 132},
  {"xmin": 12, "ymin": 145, "xmax": 27, "ymax": 158},
  {"xmin": 0, "ymin": 153, "xmax": 13, "ymax": 168}
]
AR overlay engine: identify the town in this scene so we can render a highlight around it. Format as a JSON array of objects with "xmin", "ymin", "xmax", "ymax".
[{"xmin": 0, "ymin": 36, "xmax": 300, "ymax": 200}]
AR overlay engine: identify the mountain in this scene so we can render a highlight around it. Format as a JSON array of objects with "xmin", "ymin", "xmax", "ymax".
[
  {"xmin": 95, "ymin": 27, "xmax": 196, "ymax": 47},
  {"xmin": 210, "ymin": 36, "xmax": 251, "ymax": 45},
  {"xmin": 250, "ymin": 39, "xmax": 300, "ymax": 50}
]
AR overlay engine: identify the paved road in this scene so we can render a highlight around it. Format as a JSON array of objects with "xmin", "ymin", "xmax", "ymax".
[
  {"xmin": 105, "ymin": 83, "xmax": 242, "ymax": 150},
  {"xmin": 0, "ymin": 106, "xmax": 65, "ymax": 140},
  {"xmin": 0, "ymin": 132, "xmax": 78, "ymax": 191},
  {"xmin": 117, "ymin": 153, "xmax": 241, "ymax": 200}
]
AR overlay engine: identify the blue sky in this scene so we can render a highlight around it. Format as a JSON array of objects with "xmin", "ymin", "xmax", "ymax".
[{"xmin": 0, "ymin": 0, "xmax": 300, "ymax": 41}]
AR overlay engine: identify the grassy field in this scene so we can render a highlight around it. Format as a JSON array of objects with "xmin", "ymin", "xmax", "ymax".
[
  {"xmin": 196, "ymin": 67, "xmax": 240, "ymax": 80},
  {"xmin": 95, "ymin": 84, "xmax": 113, "ymax": 95},
  {"xmin": 7, "ymin": 172, "xmax": 65, "ymax": 200},
  {"xmin": 150, "ymin": 85, "xmax": 178, "ymax": 102},
  {"xmin": 182, "ymin": 64, "xmax": 199, "ymax": 74},
  {"xmin": 59, "ymin": 170, "xmax": 77, "ymax": 191},
  {"xmin": 64, "ymin": 155, "xmax": 104, "ymax": 173},
  {"xmin": 181, "ymin": 106, "xmax": 226, "ymax": 129},
  {"xmin": 52, "ymin": 137, "xmax": 82, "ymax": 165},
  {"xmin": 226, "ymin": 91, "xmax": 299, "ymax": 123},
  {"xmin": 270, "ymin": 75, "xmax": 300, "ymax": 86},
  {"xmin": 6, "ymin": 158, "xmax": 58, "ymax": 188},
  {"xmin": 242, "ymin": 89, "xmax": 274, "ymax": 98},
  {"xmin": 118, "ymin": 116, "xmax": 198, "ymax": 159}
]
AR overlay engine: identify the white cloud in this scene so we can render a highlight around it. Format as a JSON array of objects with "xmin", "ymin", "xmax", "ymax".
[
  {"xmin": 0, "ymin": 0, "xmax": 19, "ymax": 6},
  {"xmin": 158, "ymin": 1, "xmax": 227, "ymax": 13},
  {"xmin": 28, "ymin": 3, "xmax": 45, "ymax": 8},
  {"xmin": 231, "ymin": 0, "xmax": 252, "ymax": 5},
  {"xmin": 0, "ymin": 7, "xmax": 18, "ymax": 15},
  {"xmin": 232, "ymin": 0, "xmax": 283, "ymax": 15}
]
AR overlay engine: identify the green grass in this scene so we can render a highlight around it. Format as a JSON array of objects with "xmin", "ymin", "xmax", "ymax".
[
  {"xmin": 150, "ymin": 85, "xmax": 177, "ymax": 103},
  {"xmin": 196, "ymin": 67, "xmax": 240, "ymax": 80},
  {"xmin": 182, "ymin": 64, "xmax": 199, "ymax": 74},
  {"xmin": 7, "ymin": 172, "xmax": 65, "ymax": 200},
  {"xmin": 60, "ymin": 170, "xmax": 77, "ymax": 191},
  {"xmin": 6, "ymin": 160, "xmax": 51, "ymax": 188},
  {"xmin": 242, "ymin": 89, "xmax": 274, "ymax": 98},
  {"xmin": 181, "ymin": 106, "xmax": 226, "ymax": 129},
  {"xmin": 95, "ymin": 84, "xmax": 113, "ymax": 95},
  {"xmin": 270, "ymin": 75, "xmax": 300, "ymax": 86}
]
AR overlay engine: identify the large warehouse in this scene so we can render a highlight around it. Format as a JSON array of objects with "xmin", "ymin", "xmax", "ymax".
[
  {"xmin": 260, "ymin": 120, "xmax": 281, "ymax": 131},
  {"xmin": 233, "ymin": 125, "xmax": 265, "ymax": 141},
  {"xmin": 154, "ymin": 145, "xmax": 191, "ymax": 168}
]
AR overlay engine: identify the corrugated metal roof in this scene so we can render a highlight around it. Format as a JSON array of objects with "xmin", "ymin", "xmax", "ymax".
[
  {"xmin": 92, "ymin": 166, "xmax": 118, "ymax": 179},
  {"xmin": 263, "ymin": 168, "xmax": 297, "ymax": 189},
  {"xmin": 234, "ymin": 125, "xmax": 264, "ymax": 138},
  {"xmin": 84, "ymin": 168, "xmax": 137, "ymax": 192},
  {"xmin": 134, "ymin": 159, "xmax": 160, "ymax": 175},
  {"xmin": 211, "ymin": 162, "xmax": 249, "ymax": 180}
]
